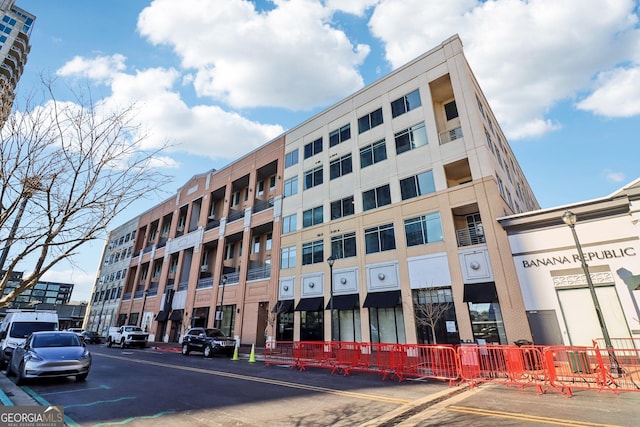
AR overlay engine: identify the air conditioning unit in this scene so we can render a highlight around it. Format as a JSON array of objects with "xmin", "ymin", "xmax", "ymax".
[
  {"xmin": 208, "ymin": 214, "xmax": 215, "ymax": 220},
  {"xmin": 177, "ymin": 225, "xmax": 184, "ymax": 232},
  {"xmin": 200, "ymin": 265, "xmax": 208, "ymax": 272}
]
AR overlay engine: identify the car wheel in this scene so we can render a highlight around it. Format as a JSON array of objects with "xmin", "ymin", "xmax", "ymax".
[
  {"xmin": 120, "ymin": 339, "xmax": 126, "ymax": 349},
  {"xmin": 76, "ymin": 373, "xmax": 88, "ymax": 381},
  {"xmin": 107, "ymin": 338, "xmax": 112, "ymax": 348},
  {"xmin": 204, "ymin": 345, "xmax": 213, "ymax": 358},
  {"xmin": 181, "ymin": 344, "xmax": 190, "ymax": 356},
  {"xmin": 15, "ymin": 362, "xmax": 25, "ymax": 385}
]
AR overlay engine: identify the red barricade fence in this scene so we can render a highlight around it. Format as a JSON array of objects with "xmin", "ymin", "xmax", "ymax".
[{"xmin": 263, "ymin": 340, "xmax": 640, "ymax": 396}]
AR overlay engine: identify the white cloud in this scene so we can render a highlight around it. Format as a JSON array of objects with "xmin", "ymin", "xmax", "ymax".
[
  {"xmin": 137, "ymin": 0, "xmax": 369, "ymax": 110},
  {"xmin": 576, "ymin": 67, "xmax": 640, "ymax": 117},
  {"xmin": 56, "ymin": 54, "xmax": 127, "ymax": 83},
  {"xmin": 603, "ymin": 169, "xmax": 625, "ymax": 183},
  {"xmin": 325, "ymin": 0, "xmax": 379, "ymax": 16},
  {"xmin": 368, "ymin": 0, "xmax": 640, "ymax": 139}
]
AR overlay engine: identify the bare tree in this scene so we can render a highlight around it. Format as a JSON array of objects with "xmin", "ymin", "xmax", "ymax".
[
  {"xmin": 0, "ymin": 81, "xmax": 171, "ymax": 307},
  {"xmin": 266, "ymin": 301, "xmax": 287, "ymax": 342},
  {"xmin": 411, "ymin": 288, "xmax": 452, "ymax": 344}
]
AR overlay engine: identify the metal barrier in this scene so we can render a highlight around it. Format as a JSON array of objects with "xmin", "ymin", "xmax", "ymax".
[
  {"xmin": 400, "ymin": 344, "xmax": 460, "ymax": 384},
  {"xmin": 264, "ymin": 341, "xmax": 298, "ymax": 367},
  {"xmin": 297, "ymin": 341, "xmax": 337, "ymax": 372},
  {"xmin": 594, "ymin": 338, "xmax": 640, "ymax": 350}
]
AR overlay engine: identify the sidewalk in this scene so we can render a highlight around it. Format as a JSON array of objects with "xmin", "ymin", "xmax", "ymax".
[{"xmin": 149, "ymin": 341, "xmax": 265, "ymax": 361}]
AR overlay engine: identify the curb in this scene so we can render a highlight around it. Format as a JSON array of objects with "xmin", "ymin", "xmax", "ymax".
[{"xmin": 0, "ymin": 372, "xmax": 40, "ymax": 406}]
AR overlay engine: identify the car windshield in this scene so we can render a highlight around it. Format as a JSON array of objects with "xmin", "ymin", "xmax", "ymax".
[
  {"xmin": 123, "ymin": 326, "xmax": 143, "ymax": 332},
  {"xmin": 10, "ymin": 322, "xmax": 57, "ymax": 338},
  {"xmin": 31, "ymin": 333, "xmax": 82, "ymax": 348},
  {"xmin": 204, "ymin": 329, "xmax": 227, "ymax": 338}
]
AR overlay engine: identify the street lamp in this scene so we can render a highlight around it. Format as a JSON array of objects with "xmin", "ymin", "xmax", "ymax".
[
  {"xmin": 327, "ymin": 256, "xmax": 335, "ymax": 341},
  {"xmin": 561, "ymin": 210, "xmax": 621, "ymax": 374},
  {"xmin": 216, "ymin": 275, "xmax": 228, "ymax": 330}
]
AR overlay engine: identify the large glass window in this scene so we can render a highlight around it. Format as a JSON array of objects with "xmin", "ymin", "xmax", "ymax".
[
  {"xmin": 282, "ymin": 214, "xmax": 297, "ymax": 234},
  {"xmin": 331, "ymin": 232, "xmax": 356, "ymax": 259},
  {"xmin": 444, "ymin": 100, "xmax": 458, "ymax": 121},
  {"xmin": 330, "ymin": 196, "xmax": 355, "ymax": 220},
  {"xmin": 404, "ymin": 212, "xmax": 443, "ymax": 246},
  {"xmin": 400, "ymin": 170, "xmax": 435, "ymax": 200},
  {"xmin": 284, "ymin": 176, "xmax": 298, "ymax": 197},
  {"xmin": 304, "ymin": 166, "xmax": 323, "ymax": 190},
  {"xmin": 335, "ymin": 309, "xmax": 361, "ymax": 342},
  {"xmin": 363, "ymin": 184, "xmax": 391, "ymax": 211},
  {"xmin": 468, "ymin": 302, "xmax": 507, "ymax": 344},
  {"xmin": 329, "ymin": 124, "xmax": 351, "ymax": 147},
  {"xmin": 303, "ymin": 206, "xmax": 323, "ymax": 228},
  {"xmin": 395, "ymin": 122, "xmax": 427, "ymax": 154},
  {"xmin": 370, "ymin": 307, "xmax": 405, "ymax": 343},
  {"xmin": 412, "ymin": 288, "xmax": 459, "ymax": 345},
  {"xmin": 365, "ymin": 223, "xmax": 396, "ymax": 254},
  {"xmin": 285, "ymin": 149, "xmax": 299, "ymax": 168},
  {"xmin": 280, "ymin": 246, "xmax": 296, "ymax": 269},
  {"xmin": 360, "ymin": 139, "xmax": 387, "ymax": 168},
  {"xmin": 301, "ymin": 311, "xmax": 324, "ymax": 341},
  {"xmin": 329, "ymin": 154, "xmax": 353, "ymax": 180},
  {"xmin": 304, "ymin": 137, "xmax": 323, "ymax": 159},
  {"xmin": 358, "ymin": 107, "xmax": 384, "ymax": 134},
  {"xmin": 302, "ymin": 240, "xmax": 324, "ymax": 265},
  {"xmin": 391, "ymin": 89, "xmax": 421, "ymax": 118}
]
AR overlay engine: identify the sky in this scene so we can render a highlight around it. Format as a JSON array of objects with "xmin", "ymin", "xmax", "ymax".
[{"xmin": 13, "ymin": 0, "xmax": 640, "ymax": 302}]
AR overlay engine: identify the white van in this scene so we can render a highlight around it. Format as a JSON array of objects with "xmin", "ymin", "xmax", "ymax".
[{"xmin": 0, "ymin": 309, "xmax": 59, "ymax": 368}]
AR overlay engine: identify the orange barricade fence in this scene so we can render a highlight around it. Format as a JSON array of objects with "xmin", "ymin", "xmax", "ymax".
[
  {"xmin": 264, "ymin": 341, "xmax": 298, "ymax": 367},
  {"xmin": 500, "ymin": 345, "xmax": 547, "ymax": 392},
  {"xmin": 334, "ymin": 341, "xmax": 364, "ymax": 376},
  {"xmin": 400, "ymin": 344, "xmax": 459, "ymax": 385},
  {"xmin": 594, "ymin": 338, "xmax": 640, "ymax": 350},
  {"xmin": 543, "ymin": 346, "xmax": 608, "ymax": 397},
  {"xmin": 296, "ymin": 341, "xmax": 336, "ymax": 371},
  {"xmin": 592, "ymin": 345, "xmax": 640, "ymax": 394},
  {"xmin": 369, "ymin": 343, "xmax": 404, "ymax": 380}
]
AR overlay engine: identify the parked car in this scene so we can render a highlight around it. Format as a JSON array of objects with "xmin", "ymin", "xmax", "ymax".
[
  {"xmin": 0, "ymin": 309, "xmax": 59, "ymax": 369},
  {"xmin": 7, "ymin": 331, "xmax": 91, "ymax": 384},
  {"xmin": 181, "ymin": 327, "xmax": 236, "ymax": 357},
  {"xmin": 80, "ymin": 330, "xmax": 103, "ymax": 344}
]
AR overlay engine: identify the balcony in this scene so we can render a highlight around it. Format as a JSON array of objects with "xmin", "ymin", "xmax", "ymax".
[
  {"xmin": 227, "ymin": 209, "xmax": 244, "ymax": 223},
  {"xmin": 247, "ymin": 266, "xmax": 271, "ymax": 281},
  {"xmin": 253, "ymin": 198, "xmax": 274, "ymax": 214},
  {"xmin": 157, "ymin": 237, "xmax": 167, "ymax": 248},
  {"xmin": 455, "ymin": 225, "xmax": 486, "ymax": 247},
  {"xmin": 439, "ymin": 126, "xmax": 463, "ymax": 145},
  {"xmin": 196, "ymin": 277, "xmax": 213, "ymax": 289},
  {"xmin": 177, "ymin": 280, "xmax": 189, "ymax": 292},
  {"xmin": 123, "ymin": 293, "xmax": 132, "ymax": 301},
  {"xmin": 205, "ymin": 218, "xmax": 220, "ymax": 231},
  {"xmin": 223, "ymin": 272, "xmax": 240, "ymax": 285}
]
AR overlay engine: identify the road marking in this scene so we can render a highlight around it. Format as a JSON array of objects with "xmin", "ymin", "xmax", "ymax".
[
  {"xmin": 39, "ymin": 384, "xmax": 112, "ymax": 396},
  {"xmin": 92, "ymin": 411, "xmax": 177, "ymax": 426},
  {"xmin": 21, "ymin": 386, "xmax": 80, "ymax": 427},
  {"xmin": 446, "ymin": 405, "xmax": 623, "ymax": 427},
  {"xmin": 63, "ymin": 396, "xmax": 136, "ymax": 409},
  {"xmin": 95, "ymin": 352, "xmax": 411, "ymax": 405}
]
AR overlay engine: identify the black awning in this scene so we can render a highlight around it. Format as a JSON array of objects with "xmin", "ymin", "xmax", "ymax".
[
  {"xmin": 168, "ymin": 309, "xmax": 184, "ymax": 321},
  {"xmin": 155, "ymin": 310, "xmax": 169, "ymax": 322},
  {"xmin": 272, "ymin": 300, "xmax": 294, "ymax": 313},
  {"xmin": 363, "ymin": 290, "xmax": 402, "ymax": 308},
  {"xmin": 463, "ymin": 282, "xmax": 499, "ymax": 303},
  {"xmin": 295, "ymin": 297, "xmax": 324, "ymax": 312},
  {"xmin": 325, "ymin": 294, "xmax": 360, "ymax": 310}
]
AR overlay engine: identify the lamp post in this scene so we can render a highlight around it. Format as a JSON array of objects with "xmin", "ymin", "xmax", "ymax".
[
  {"xmin": 216, "ymin": 275, "xmax": 227, "ymax": 330},
  {"xmin": 561, "ymin": 210, "xmax": 621, "ymax": 374},
  {"xmin": 327, "ymin": 256, "xmax": 335, "ymax": 341}
]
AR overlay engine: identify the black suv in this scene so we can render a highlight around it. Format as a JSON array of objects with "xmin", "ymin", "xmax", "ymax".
[{"xmin": 181, "ymin": 327, "xmax": 236, "ymax": 357}]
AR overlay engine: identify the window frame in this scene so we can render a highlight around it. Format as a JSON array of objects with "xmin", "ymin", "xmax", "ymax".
[
  {"xmin": 358, "ymin": 107, "xmax": 384, "ymax": 134},
  {"xmin": 303, "ymin": 166, "xmax": 323, "ymax": 190},
  {"xmin": 391, "ymin": 89, "xmax": 421, "ymax": 118},
  {"xmin": 362, "ymin": 184, "xmax": 391, "ymax": 211},
  {"xmin": 301, "ymin": 240, "xmax": 324, "ymax": 265},
  {"xmin": 364, "ymin": 223, "xmax": 396, "ymax": 254},
  {"xmin": 360, "ymin": 139, "xmax": 387, "ymax": 168},
  {"xmin": 302, "ymin": 206, "xmax": 323, "ymax": 228},
  {"xmin": 329, "ymin": 153, "xmax": 353, "ymax": 180}
]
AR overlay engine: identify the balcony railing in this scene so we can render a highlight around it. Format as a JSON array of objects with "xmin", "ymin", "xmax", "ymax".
[
  {"xmin": 143, "ymin": 245, "xmax": 153, "ymax": 254},
  {"xmin": 223, "ymin": 272, "xmax": 240, "ymax": 284},
  {"xmin": 197, "ymin": 277, "xmax": 213, "ymax": 289},
  {"xmin": 157, "ymin": 237, "xmax": 167, "ymax": 248},
  {"xmin": 456, "ymin": 225, "xmax": 486, "ymax": 247},
  {"xmin": 439, "ymin": 126, "xmax": 463, "ymax": 145},
  {"xmin": 247, "ymin": 266, "xmax": 271, "ymax": 281},
  {"xmin": 177, "ymin": 280, "xmax": 189, "ymax": 292},
  {"xmin": 253, "ymin": 198, "xmax": 274, "ymax": 214},
  {"xmin": 228, "ymin": 209, "xmax": 244, "ymax": 223},
  {"xmin": 205, "ymin": 218, "xmax": 220, "ymax": 231},
  {"xmin": 123, "ymin": 293, "xmax": 132, "ymax": 301},
  {"xmin": 134, "ymin": 290, "xmax": 145, "ymax": 299}
]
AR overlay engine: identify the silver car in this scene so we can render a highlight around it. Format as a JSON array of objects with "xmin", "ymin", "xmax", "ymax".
[{"xmin": 7, "ymin": 331, "xmax": 91, "ymax": 384}]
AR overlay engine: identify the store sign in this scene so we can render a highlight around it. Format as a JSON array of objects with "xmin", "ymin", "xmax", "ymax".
[{"xmin": 522, "ymin": 247, "xmax": 636, "ymax": 268}]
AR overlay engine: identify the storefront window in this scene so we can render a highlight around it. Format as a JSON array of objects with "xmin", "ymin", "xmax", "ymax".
[
  {"xmin": 277, "ymin": 311, "xmax": 294, "ymax": 341},
  {"xmin": 369, "ymin": 307, "xmax": 406, "ymax": 343},
  {"xmin": 467, "ymin": 302, "xmax": 507, "ymax": 344},
  {"xmin": 335, "ymin": 309, "xmax": 361, "ymax": 342},
  {"xmin": 300, "ymin": 311, "xmax": 324, "ymax": 341}
]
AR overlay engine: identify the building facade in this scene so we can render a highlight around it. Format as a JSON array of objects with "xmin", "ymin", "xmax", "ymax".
[
  {"xmin": 0, "ymin": 270, "xmax": 73, "ymax": 307},
  {"xmin": 499, "ymin": 179, "xmax": 640, "ymax": 346},
  {"xmin": 99, "ymin": 35, "xmax": 541, "ymax": 346},
  {"xmin": 0, "ymin": 0, "xmax": 34, "ymax": 120},
  {"xmin": 84, "ymin": 218, "xmax": 139, "ymax": 337}
]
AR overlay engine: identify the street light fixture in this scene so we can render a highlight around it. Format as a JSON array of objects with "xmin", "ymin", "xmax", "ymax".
[
  {"xmin": 327, "ymin": 256, "xmax": 335, "ymax": 341},
  {"xmin": 216, "ymin": 275, "xmax": 228, "ymax": 330},
  {"xmin": 561, "ymin": 210, "xmax": 621, "ymax": 374}
]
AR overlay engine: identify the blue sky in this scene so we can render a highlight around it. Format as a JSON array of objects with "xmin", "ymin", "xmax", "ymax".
[{"xmin": 16, "ymin": 0, "xmax": 640, "ymax": 301}]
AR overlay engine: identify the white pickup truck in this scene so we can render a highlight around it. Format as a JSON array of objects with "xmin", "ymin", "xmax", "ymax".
[{"xmin": 107, "ymin": 326, "xmax": 149, "ymax": 348}]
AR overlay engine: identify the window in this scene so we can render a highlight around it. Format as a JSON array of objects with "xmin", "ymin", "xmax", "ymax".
[
  {"xmin": 266, "ymin": 232, "xmax": 272, "ymax": 250},
  {"xmin": 284, "ymin": 176, "xmax": 298, "ymax": 197},
  {"xmin": 363, "ymin": 184, "xmax": 391, "ymax": 211},
  {"xmin": 302, "ymin": 240, "xmax": 324, "ymax": 265},
  {"xmin": 391, "ymin": 89, "xmax": 421, "ymax": 118},
  {"xmin": 358, "ymin": 107, "xmax": 383, "ymax": 134},
  {"xmin": 330, "ymin": 196, "xmax": 355, "ymax": 220},
  {"xmin": 395, "ymin": 122, "xmax": 427, "ymax": 154},
  {"xmin": 476, "ymin": 95, "xmax": 485, "ymax": 118},
  {"xmin": 404, "ymin": 212, "xmax": 443, "ymax": 246},
  {"xmin": 304, "ymin": 166, "xmax": 323, "ymax": 190},
  {"xmin": 331, "ymin": 232, "xmax": 356, "ymax": 259},
  {"xmin": 444, "ymin": 100, "xmax": 458, "ymax": 121},
  {"xmin": 400, "ymin": 170, "xmax": 435, "ymax": 200},
  {"xmin": 304, "ymin": 137, "xmax": 323, "ymax": 159},
  {"xmin": 282, "ymin": 214, "xmax": 297, "ymax": 234},
  {"xmin": 253, "ymin": 236, "xmax": 261, "ymax": 253},
  {"xmin": 303, "ymin": 206, "xmax": 323, "ymax": 228},
  {"xmin": 280, "ymin": 246, "xmax": 296, "ymax": 269},
  {"xmin": 231, "ymin": 191, "xmax": 241, "ymax": 206},
  {"xmin": 365, "ymin": 223, "xmax": 396, "ymax": 254},
  {"xmin": 329, "ymin": 154, "xmax": 352, "ymax": 180},
  {"xmin": 485, "ymin": 130, "xmax": 495, "ymax": 154},
  {"xmin": 257, "ymin": 180, "xmax": 265, "ymax": 195},
  {"xmin": 360, "ymin": 139, "xmax": 387, "ymax": 168},
  {"xmin": 370, "ymin": 307, "xmax": 405, "ymax": 344},
  {"xmin": 285, "ymin": 149, "xmax": 299, "ymax": 168},
  {"xmin": 329, "ymin": 124, "xmax": 351, "ymax": 147}
]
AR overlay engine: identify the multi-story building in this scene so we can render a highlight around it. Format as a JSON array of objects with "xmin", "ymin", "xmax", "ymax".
[
  {"xmin": 0, "ymin": 0, "xmax": 34, "ymax": 120},
  {"xmin": 83, "ymin": 218, "xmax": 138, "ymax": 337},
  {"xmin": 117, "ymin": 140, "xmax": 283, "ymax": 344},
  {"xmin": 278, "ymin": 35, "xmax": 538, "ymax": 345},
  {"xmin": 104, "ymin": 35, "xmax": 540, "ymax": 346},
  {"xmin": 0, "ymin": 270, "xmax": 73, "ymax": 307}
]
